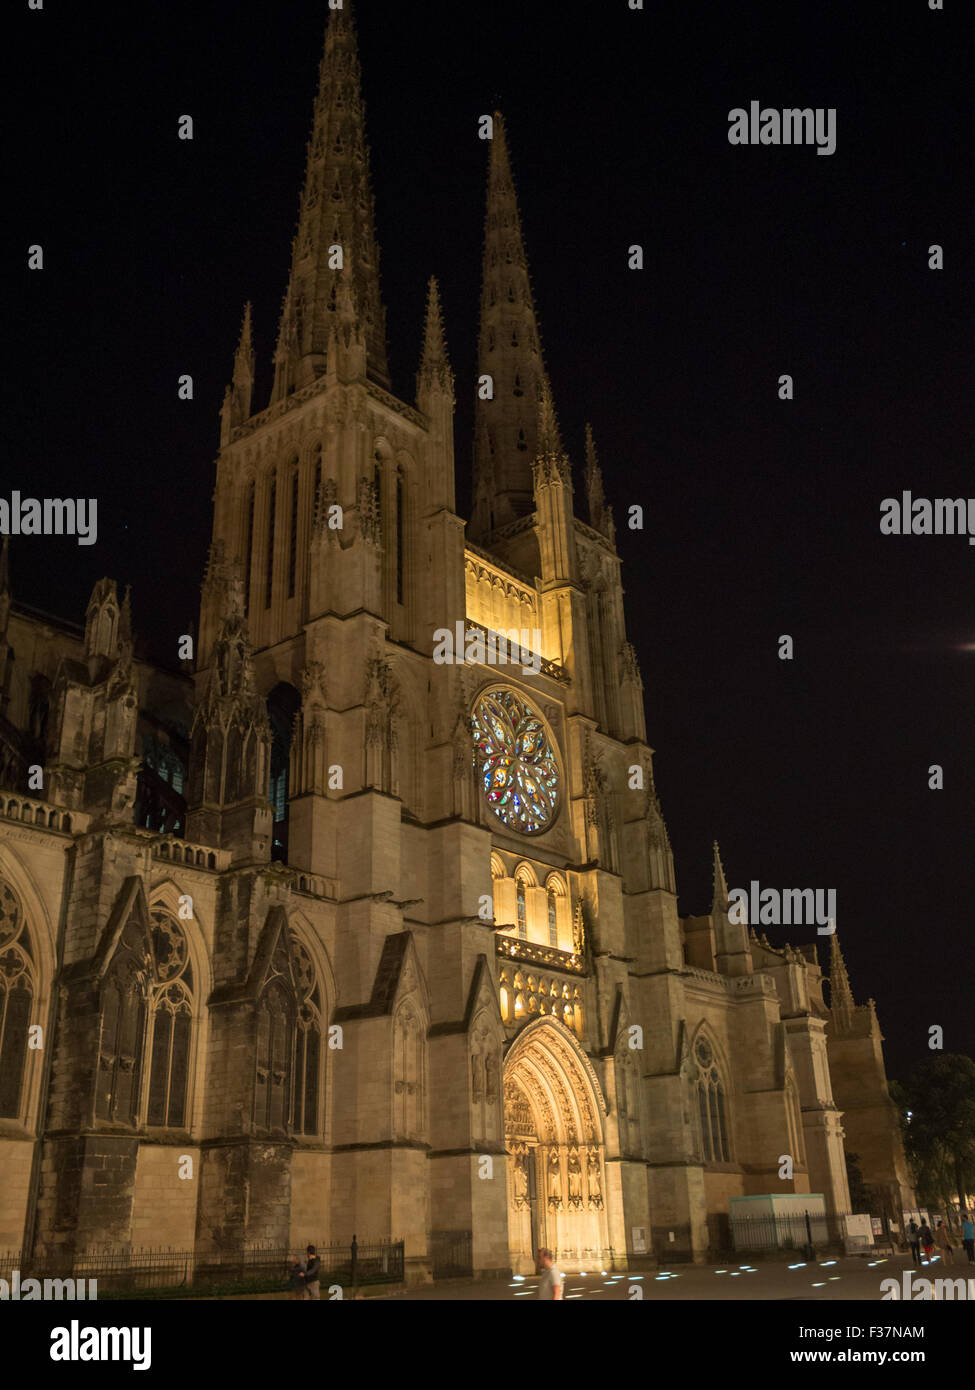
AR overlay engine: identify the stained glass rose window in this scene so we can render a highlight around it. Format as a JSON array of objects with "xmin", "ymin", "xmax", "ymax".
[{"xmin": 472, "ymin": 688, "xmax": 559, "ymax": 834}]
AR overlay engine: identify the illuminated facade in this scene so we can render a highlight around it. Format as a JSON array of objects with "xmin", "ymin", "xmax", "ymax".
[{"xmin": 0, "ymin": 4, "xmax": 912, "ymax": 1279}]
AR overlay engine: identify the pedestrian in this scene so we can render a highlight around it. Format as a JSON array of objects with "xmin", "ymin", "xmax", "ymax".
[
  {"xmin": 302, "ymin": 1243, "xmax": 321, "ymax": 1300},
  {"xmin": 906, "ymin": 1218, "xmax": 921, "ymax": 1266},
  {"xmin": 933, "ymin": 1220, "xmax": 954, "ymax": 1265},
  {"xmin": 918, "ymin": 1222, "xmax": 935, "ymax": 1262},
  {"xmin": 288, "ymin": 1254, "xmax": 306, "ymax": 1301},
  {"xmin": 535, "ymin": 1248, "xmax": 563, "ymax": 1300},
  {"xmin": 962, "ymin": 1214, "xmax": 975, "ymax": 1265}
]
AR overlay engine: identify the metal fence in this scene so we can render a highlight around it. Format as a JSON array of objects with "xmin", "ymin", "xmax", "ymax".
[
  {"xmin": 730, "ymin": 1209, "xmax": 882, "ymax": 1254},
  {"xmin": 430, "ymin": 1229, "xmax": 474, "ymax": 1279},
  {"xmin": 2, "ymin": 1237, "xmax": 404, "ymax": 1295}
]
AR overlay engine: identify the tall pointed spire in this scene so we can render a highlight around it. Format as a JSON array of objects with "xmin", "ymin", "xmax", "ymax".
[
  {"xmin": 584, "ymin": 423, "xmax": 615, "ymax": 543},
  {"xmin": 471, "ymin": 112, "xmax": 554, "ymax": 539},
  {"xmin": 829, "ymin": 933, "xmax": 856, "ymax": 1024},
  {"xmin": 417, "ymin": 276, "xmax": 454, "ymax": 401},
  {"xmin": 711, "ymin": 840, "xmax": 729, "ymax": 915},
  {"xmin": 271, "ymin": 0, "xmax": 389, "ymax": 400}
]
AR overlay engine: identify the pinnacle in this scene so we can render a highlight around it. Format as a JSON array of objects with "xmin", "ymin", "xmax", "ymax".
[
  {"xmin": 119, "ymin": 585, "xmax": 133, "ymax": 647},
  {"xmin": 829, "ymin": 932, "xmax": 856, "ymax": 1014},
  {"xmin": 583, "ymin": 423, "xmax": 615, "ymax": 541},
  {"xmin": 711, "ymin": 840, "xmax": 729, "ymax": 914},
  {"xmin": 536, "ymin": 379, "xmax": 564, "ymax": 458},
  {"xmin": 584, "ymin": 422, "xmax": 599, "ymax": 474},
  {"xmin": 417, "ymin": 276, "xmax": 454, "ymax": 398},
  {"xmin": 233, "ymin": 302, "xmax": 254, "ymax": 378}
]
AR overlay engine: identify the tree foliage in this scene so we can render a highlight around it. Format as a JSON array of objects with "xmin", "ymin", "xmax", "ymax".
[{"xmin": 894, "ymin": 1054, "xmax": 975, "ymax": 1217}]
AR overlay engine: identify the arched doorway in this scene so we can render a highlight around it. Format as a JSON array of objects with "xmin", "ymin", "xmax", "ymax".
[{"xmin": 503, "ymin": 1017, "xmax": 610, "ymax": 1274}]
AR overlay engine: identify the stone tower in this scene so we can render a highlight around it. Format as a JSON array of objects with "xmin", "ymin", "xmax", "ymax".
[{"xmin": 825, "ymin": 935, "xmax": 915, "ymax": 1222}]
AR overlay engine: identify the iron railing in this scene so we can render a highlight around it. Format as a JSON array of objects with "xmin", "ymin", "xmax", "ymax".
[
  {"xmin": 431, "ymin": 1229, "xmax": 473, "ymax": 1280},
  {"xmin": 2, "ymin": 1237, "xmax": 404, "ymax": 1295}
]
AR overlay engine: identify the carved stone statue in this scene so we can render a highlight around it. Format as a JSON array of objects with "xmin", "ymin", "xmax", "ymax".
[
  {"xmin": 587, "ymin": 1146, "xmax": 603, "ymax": 1208},
  {"xmin": 513, "ymin": 1149, "xmax": 529, "ymax": 1208},
  {"xmin": 485, "ymin": 1051, "xmax": 498, "ymax": 1099},
  {"xmin": 547, "ymin": 1148, "xmax": 562, "ymax": 1208},
  {"xmin": 568, "ymin": 1148, "xmax": 583, "ymax": 1207}
]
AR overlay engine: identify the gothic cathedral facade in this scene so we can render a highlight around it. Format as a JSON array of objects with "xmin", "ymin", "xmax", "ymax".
[{"xmin": 0, "ymin": 4, "xmax": 913, "ymax": 1279}]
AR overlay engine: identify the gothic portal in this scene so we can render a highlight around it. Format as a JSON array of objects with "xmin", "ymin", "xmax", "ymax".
[{"xmin": 504, "ymin": 1019, "xmax": 610, "ymax": 1275}]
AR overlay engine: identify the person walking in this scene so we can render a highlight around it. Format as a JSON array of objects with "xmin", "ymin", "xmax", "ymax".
[
  {"xmin": 906, "ymin": 1218, "xmax": 921, "ymax": 1266},
  {"xmin": 302, "ymin": 1244, "xmax": 321, "ymax": 1300},
  {"xmin": 535, "ymin": 1248, "xmax": 564, "ymax": 1300},
  {"xmin": 288, "ymin": 1253, "xmax": 306, "ymax": 1301},
  {"xmin": 962, "ymin": 1214, "xmax": 975, "ymax": 1265},
  {"xmin": 933, "ymin": 1220, "xmax": 954, "ymax": 1265},
  {"xmin": 918, "ymin": 1222, "xmax": 935, "ymax": 1262}
]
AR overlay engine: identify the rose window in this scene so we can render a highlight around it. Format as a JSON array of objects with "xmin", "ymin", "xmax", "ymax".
[{"xmin": 472, "ymin": 689, "xmax": 559, "ymax": 834}]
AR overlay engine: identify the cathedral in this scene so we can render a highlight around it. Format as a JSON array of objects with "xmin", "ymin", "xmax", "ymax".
[{"xmin": 0, "ymin": 3, "xmax": 913, "ymax": 1281}]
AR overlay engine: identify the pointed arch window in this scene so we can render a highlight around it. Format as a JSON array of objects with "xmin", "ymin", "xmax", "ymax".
[
  {"xmin": 547, "ymin": 889, "xmax": 558, "ymax": 947},
  {"xmin": 265, "ymin": 474, "xmax": 277, "ymax": 609},
  {"xmin": 373, "ymin": 453, "xmax": 384, "ymax": 529},
  {"xmin": 395, "ymin": 466, "xmax": 405, "ymax": 606},
  {"xmin": 146, "ymin": 911, "xmax": 193, "ymax": 1129},
  {"xmin": 243, "ymin": 481, "xmax": 255, "ymax": 617},
  {"xmin": 28, "ymin": 676, "xmax": 50, "ymax": 746},
  {"xmin": 694, "ymin": 1037, "xmax": 730, "ymax": 1163},
  {"xmin": 290, "ymin": 932, "xmax": 323, "ymax": 1137},
  {"xmin": 287, "ymin": 465, "xmax": 299, "ymax": 598},
  {"xmin": 516, "ymin": 881, "xmax": 527, "ymax": 939},
  {"xmin": 313, "ymin": 448, "xmax": 322, "ymax": 522},
  {"xmin": 393, "ymin": 1002, "xmax": 424, "ymax": 1140},
  {"xmin": 255, "ymin": 979, "xmax": 294, "ymax": 1132},
  {"xmin": 95, "ymin": 921, "xmax": 149, "ymax": 1126},
  {"xmin": 267, "ymin": 682, "xmax": 301, "ymax": 864},
  {"xmin": 0, "ymin": 879, "xmax": 34, "ymax": 1119}
]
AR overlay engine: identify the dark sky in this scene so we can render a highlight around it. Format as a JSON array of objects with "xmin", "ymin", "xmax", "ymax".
[{"xmin": 10, "ymin": 0, "xmax": 974, "ymax": 1081}]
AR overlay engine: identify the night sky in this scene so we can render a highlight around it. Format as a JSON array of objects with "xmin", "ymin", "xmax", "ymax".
[{"xmin": 10, "ymin": 0, "xmax": 974, "ymax": 1081}]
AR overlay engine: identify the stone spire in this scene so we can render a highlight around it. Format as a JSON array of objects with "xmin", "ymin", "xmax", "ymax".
[
  {"xmin": 271, "ymin": 0, "xmax": 389, "ymax": 400},
  {"xmin": 711, "ymin": 841, "xmax": 752, "ymax": 977},
  {"xmin": 471, "ymin": 111, "xmax": 555, "ymax": 538},
  {"xmin": 711, "ymin": 840, "xmax": 730, "ymax": 916},
  {"xmin": 222, "ymin": 302, "xmax": 255, "ymax": 439},
  {"xmin": 829, "ymin": 933, "xmax": 856, "ymax": 1025},
  {"xmin": 416, "ymin": 276, "xmax": 454, "ymax": 402},
  {"xmin": 584, "ymin": 423, "xmax": 615, "ymax": 543}
]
